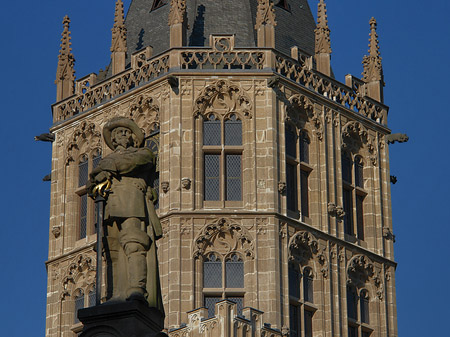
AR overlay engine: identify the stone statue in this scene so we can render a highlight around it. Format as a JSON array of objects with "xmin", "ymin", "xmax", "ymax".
[{"xmin": 88, "ymin": 117, "xmax": 163, "ymax": 314}]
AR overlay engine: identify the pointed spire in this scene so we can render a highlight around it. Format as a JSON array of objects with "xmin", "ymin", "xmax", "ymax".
[
  {"xmin": 315, "ymin": 0, "xmax": 331, "ymax": 54},
  {"xmin": 168, "ymin": 0, "xmax": 187, "ymax": 48},
  {"xmin": 111, "ymin": 0, "xmax": 127, "ymax": 53},
  {"xmin": 314, "ymin": 0, "xmax": 331, "ymax": 76},
  {"xmin": 111, "ymin": 0, "xmax": 127, "ymax": 75},
  {"xmin": 362, "ymin": 17, "xmax": 383, "ymax": 82},
  {"xmin": 362, "ymin": 17, "xmax": 384, "ymax": 102},
  {"xmin": 255, "ymin": 0, "xmax": 277, "ymax": 48},
  {"xmin": 55, "ymin": 15, "xmax": 75, "ymax": 101}
]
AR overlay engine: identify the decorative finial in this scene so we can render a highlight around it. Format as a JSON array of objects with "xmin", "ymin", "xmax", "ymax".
[
  {"xmin": 55, "ymin": 15, "xmax": 75, "ymax": 101},
  {"xmin": 111, "ymin": 0, "xmax": 127, "ymax": 53},
  {"xmin": 255, "ymin": 0, "xmax": 277, "ymax": 30},
  {"xmin": 315, "ymin": 0, "xmax": 331, "ymax": 54},
  {"xmin": 168, "ymin": 0, "xmax": 186, "ymax": 26},
  {"xmin": 362, "ymin": 17, "xmax": 383, "ymax": 82}
]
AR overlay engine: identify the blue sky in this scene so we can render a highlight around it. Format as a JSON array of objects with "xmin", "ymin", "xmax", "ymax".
[{"xmin": 0, "ymin": 1, "xmax": 448, "ymax": 336}]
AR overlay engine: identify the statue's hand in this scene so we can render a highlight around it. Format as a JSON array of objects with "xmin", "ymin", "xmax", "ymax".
[{"xmin": 87, "ymin": 171, "xmax": 112, "ymax": 197}]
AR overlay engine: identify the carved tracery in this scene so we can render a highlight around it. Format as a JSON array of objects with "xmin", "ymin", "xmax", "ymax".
[
  {"xmin": 347, "ymin": 254, "xmax": 383, "ymax": 299},
  {"xmin": 60, "ymin": 254, "xmax": 96, "ymax": 300},
  {"xmin": 341, "ymin": 121, "xmax": 377, "ymax": 165},
  {"xmin": 286, "ymin": 94, "xmax": 323, "ymax": 140},
  {"xmin": 66, "ymin": 121, "xmax": 102, "ymax": 164},
  {"xmin": 194, "ymin": 80, "xmax": 252, "ymax": 119},
  {"xmin": 193, "ymin": 218, "xmax": 254, "ymax": 259},
  {"xmin": 128, "ymin": 94, "xmax": 160, "ymax": 135},
  {"xmin": 288, "ymin": 231, "xmax": 328, "ymax": 277}
]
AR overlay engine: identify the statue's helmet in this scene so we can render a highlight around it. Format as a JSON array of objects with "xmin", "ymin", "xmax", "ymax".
[{"xmin": 103, "ymin": 117, "xmax": 144, "ymax": 150}]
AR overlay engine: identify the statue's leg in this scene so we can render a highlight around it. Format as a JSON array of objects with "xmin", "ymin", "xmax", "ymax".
[{"xmin": 119, "ymin": 217, "xmax": 151, "ymax": 300}]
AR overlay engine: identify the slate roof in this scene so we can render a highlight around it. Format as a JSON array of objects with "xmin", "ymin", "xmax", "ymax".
[{"xmin": 125, "ymin": 0, "xmax": 316, "ymax": 57}]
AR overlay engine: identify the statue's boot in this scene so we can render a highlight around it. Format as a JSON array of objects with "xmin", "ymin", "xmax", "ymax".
[{"xmin": 126, "ymin": 250, "xmax": 148, "ymax": 301}]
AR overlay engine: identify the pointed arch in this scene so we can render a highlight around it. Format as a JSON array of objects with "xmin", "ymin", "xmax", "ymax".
[{"xmin": 66, "ymin": 121, "xmax": 102, "ymax": 165}]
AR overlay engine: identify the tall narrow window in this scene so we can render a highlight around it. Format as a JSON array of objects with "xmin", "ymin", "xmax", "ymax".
[
  {"xmin": 285, "ymin": 126, "xmax": 312, "ymax": 218},
  {"xmin": 203, "ymin": 253, "xmax": 222, "ymax": 288},
  {"xmin": 347, "ymin": 285, "xmax": 358, "ymax": 320},
  {"xmin": 348, "ymin": 287, "xmax": 372, "ymax": 336},
  {"xmin": 145, "ymin": 128, "xmax": 160, "ymax": 210},
  {"xmin": 78, "ymin": 155, "xmax": 89, "ymax": 240},
  {"xmin": 342, "ymin": 153, "xmax": 367, "ymax": 241},
  {"xmin": 203, "ymin": 251, "xmax": 245, "ymax": 318},
  {"xmin": 203, "ymin": 114, "xmax": 243, "ymax": 204},
  {"xmin": 77, "ymin": 150, "xmax": 102, "ymax": 240},
  {"xmin": 74, "ymin": 289, "xmax": 85, "ymax": 324},
  {"xmin": 289, "ymin": 265, "xmax": 316, "ymax": 337}
]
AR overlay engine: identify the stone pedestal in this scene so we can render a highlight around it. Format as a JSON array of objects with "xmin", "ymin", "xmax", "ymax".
[{"xmin": 78, "ymin": 300, "xmax": 166, "ymax": 337}]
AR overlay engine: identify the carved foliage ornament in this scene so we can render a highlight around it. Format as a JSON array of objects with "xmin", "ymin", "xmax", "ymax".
[
  {"xmin": 341, "ymin": 121, "xmax": 377, "ymax": 164},
  {"xmin": 255, "ymin": 0, "xmax": 277, "ymax": 29},
  {"xmin": 288, "ymin": 231, "xmax": 328, "ymax": 277},
  {"xmin": 61, "ymin": 254, "xmax": 95, "ymax": 300},
  {"xmin": 193, "ymin": 218, "xmax": 254, "ymax": 259},
  {"xmin": 286, "ymin": 94, "xmax": 323, "ymax": 141},
  {"xmin": 66, "ymin": 121, "xmax": 101, "ymax": 164},
  {"xmin": 347, "ymin": 254, "xmax": 383, "ymax": 299},
  {"xmin": 194, "ymin": 80, "xmax": 252, "ymax": 118},
  {"xmin": 128, "ymin": 94, "xmax": 160, "ymax": 135}
]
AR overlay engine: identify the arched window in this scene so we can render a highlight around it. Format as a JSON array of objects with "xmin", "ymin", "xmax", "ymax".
[
  {"xmin": 73, "ymin": 289, "xmax": 85, "ymax": 324},
  {"xmin": 347, "ymin": 287, "xmax": 372, "ymax": 337},
  {"xmin": 289, "ymin": 265, "xmax": 316, "ymax": 337},
  {"xmin": 203, "ymin": 252, "xmax": 244, "ymax": 318},
  {"xmin": 285, "ymin": 125, "xmax": 312, "ymax": 219},
  {"xmin": 342, "ymin": 153, "xmax": 367, "ymax": 241},
  {"xmin": 88, "ymin": 285, "xmax": 96, "ymax": 307},
  {"xmin": 203, "ymin": 114, "xmax": 243, "ymax": 204}
]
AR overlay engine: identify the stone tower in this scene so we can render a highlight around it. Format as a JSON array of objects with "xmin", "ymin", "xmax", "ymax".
[{"xmin": 45, "ymin": 1, "xmax": 398, "ymax": 336}]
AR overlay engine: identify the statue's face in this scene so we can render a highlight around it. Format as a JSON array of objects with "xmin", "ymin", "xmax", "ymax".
[{"xmin": 112, "ymin": 127, "xmax": 134, "ymax": 149}]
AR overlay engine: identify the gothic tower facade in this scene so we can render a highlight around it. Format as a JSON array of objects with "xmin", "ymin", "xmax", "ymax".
[{"xmin": 45, "ymin": 1, "xmax": 398, "ymax": 336}]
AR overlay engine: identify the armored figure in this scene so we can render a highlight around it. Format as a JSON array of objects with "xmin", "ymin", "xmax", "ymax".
[{"xmin": 88, "ymin": 117, "xmax": 163, "ymax": 314}]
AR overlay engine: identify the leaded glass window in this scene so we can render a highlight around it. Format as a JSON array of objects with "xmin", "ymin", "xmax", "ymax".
[
  {"xmin": 304, "ymin": 310, "xmax": 313, "ymax": 337},
  {"xmin": 88, "ymin": 286, "xmax": 96, "ymax": 307},
  {"xmin": 355, "ymin": 156, "xmax": 364, "ymax": 188},
  {"xmin": 78, "ymin": 155, "xmax": 89, "ymax": 187},
  {"xmin": 224, "ymin": 114, "xmax": 242, "ymax": 146},
  {"xmin": 92, "ymin": 151, "xmax": 101, "ymax": 170},
  {"xmin": 360, "ymin": 290, "xmax": 370, "ymax": 324},
  {"xmin": 203, "ymin": 253, "xmax": 222, "ymax": 288},
  {"xmin": 288, "ymin": 266, "xmax": 300, "ymax": 299},
  {"xmin": 204, "ymin": 296, "xmax": 221, "ymax": 318},
  {"xmin": 343, "ymin": 188, "xmax": 353, "ymax": 235},
  {"xmin": 225, "ymin": 253, "xmax": 244, "ymax": 288},
  {"xmin": 79, "ymin": 194, "xmax": 88, "ymax": 239},
  {"xmin": 347, "ymin": 285, "xmax": 358, "ymax": 320},
  {"xmin": 342, "ymin": 153, "xmax": 352, "ymax": 184},
  {"xmin": 74, "ymin": 289, "xmax": 85, "ymax": 323},
  {"xmin": 228, "ymin": 297, "xmax": 243, "ymax": 316},
  {"xmin": 289, "ymin": 304, "xmax": 300, "ymax": 337},
  {"xmin": 226, "ymin": 154, "xmax": 242, "ymax": 201},
  {"xmin": 303, "ymin": 268, "xmax": 313, "ymax": 303},
  {"xmin": 204, "ymin": 154, "xmax": 220, "ymax": 201},
  {"xmin": 203, "ymin": 115, "xmax": 221, "ymax": 146},
  {"xmin": 286, "ymin": 163, "xmax": 298, "ymax": 212},
  {"xmin": 299, "ymin": 131, "xmax": 310, "ymax": 163},
  {"xmin": 356, "ymin": 195, "xmax": 365, "ymax": 240},
  {"xmin": 300, "ymin": 170, "xmax": 309, "ymax": 217},
  {"xmin": 203, "ymin": 114, "xmax": 243, "ymax": 203},
  {"xmin": 348, "ymin": 325, "xmax": 358, "ymax": 337},
  {"xmin": 285, "ymin": 125, "xmax": 297, "ymax": 158}
]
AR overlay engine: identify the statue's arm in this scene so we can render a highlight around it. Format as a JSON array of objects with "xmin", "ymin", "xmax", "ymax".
[{"xmin": 113, "ymin": 148, "xmax": 155, "ymax": 175}]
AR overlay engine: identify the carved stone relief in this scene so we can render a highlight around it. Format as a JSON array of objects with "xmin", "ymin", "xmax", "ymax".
[
  {"xmin": 286, "ymin": 94, "xmax": 323, "ymax": 141},
  {"xmin": 66, "ymin": 120, "xmax": 102, "ymax": 164},
  {"xmin": 193, "ymin": 218, "xmax": 255, "ymax": 259}
]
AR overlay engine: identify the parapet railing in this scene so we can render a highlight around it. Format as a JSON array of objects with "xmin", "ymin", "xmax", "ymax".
[{"xmin": 52, "ymin": 46, "xmax": 386, "ymax": 125}]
